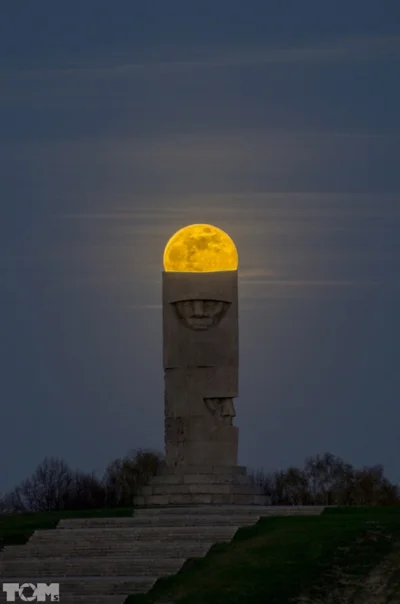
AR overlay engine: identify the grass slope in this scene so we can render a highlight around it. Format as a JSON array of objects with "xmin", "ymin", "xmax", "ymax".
[{"xmin": 126, "ymin": 507, "xmax": 400, "ymax": 604}]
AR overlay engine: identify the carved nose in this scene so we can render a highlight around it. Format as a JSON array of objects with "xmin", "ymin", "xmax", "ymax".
[
  {"xmin": 222, "ymin": 399, "xmax": 236, "ymax": 417},
  {"xmin": 193, "ymin": 300, "xmax": 204, "ymax": 316}
]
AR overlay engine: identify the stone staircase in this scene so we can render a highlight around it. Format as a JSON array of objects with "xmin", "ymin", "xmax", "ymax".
[
  {"xmin": 0, "ymin": 505, "xmax": 325, "ymax": 603},
  {"xmin": 134, "ymin": 465, "xmax": 267, "ymax": 506}
]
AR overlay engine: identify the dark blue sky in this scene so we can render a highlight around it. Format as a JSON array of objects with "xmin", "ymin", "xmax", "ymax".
[{"xmin": 1, "ymin": 1, "xmax": 399, "ymax": 492}]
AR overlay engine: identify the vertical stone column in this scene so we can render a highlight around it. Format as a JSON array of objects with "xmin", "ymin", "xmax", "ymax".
[{"xmin": 163, "ymin": 270, "xmax": 239, "ymax": 468}]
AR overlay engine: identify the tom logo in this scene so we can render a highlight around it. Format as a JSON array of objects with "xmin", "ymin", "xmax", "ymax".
[{"xmin": 2, "ymin": 583, "xmax": 60, "ymax": 602}]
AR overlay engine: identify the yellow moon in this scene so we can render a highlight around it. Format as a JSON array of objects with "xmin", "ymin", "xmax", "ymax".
[{"xmin": 163, "ymin": 224, "xmax": 238, "ymax": 272}]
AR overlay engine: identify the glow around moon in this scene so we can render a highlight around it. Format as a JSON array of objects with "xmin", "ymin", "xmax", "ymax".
[{"xmin": 163, "ymin": 224, "xmax": 238, "ymax": 272}]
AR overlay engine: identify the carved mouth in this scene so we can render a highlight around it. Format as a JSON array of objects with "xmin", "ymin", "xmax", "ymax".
[
  {"xmin": 186, "ymin": 317, "xmax": 214, "ymax": 330},
  {"xmin": 173, "ymin": 299, "xmax": 230, "ymax": 331}
]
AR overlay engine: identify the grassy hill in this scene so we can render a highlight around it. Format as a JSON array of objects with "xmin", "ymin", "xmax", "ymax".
[
  {"xmin": 128, "ymin": 507, "xmax": 400, "ymax": 604},
  {"xmin": 1, "ymin": 507, "xmax": 400, "ymax": 604}
]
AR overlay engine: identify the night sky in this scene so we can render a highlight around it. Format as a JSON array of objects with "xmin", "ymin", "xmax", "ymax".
[{"xmin": 1, "ymin": 1, "xmax": 399, "ymax": 492}]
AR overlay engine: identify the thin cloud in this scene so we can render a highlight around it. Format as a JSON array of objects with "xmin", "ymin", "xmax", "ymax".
[
  {"xmin": 6, "ymin": 35, "xmax": 400, "ymax": 79},
  {"xmin": 126, "ymin": 304, "xmax": 162, "ymax": 310},
  {"xmin": 240, "ymin": 279, "xmax": 384, "ymax": 301},
  {"xmin": 54, "ymin": 191, "xmax": 400, "ymax": 220},
  {"xmin": 244, "ymin": 279, "xmax": 382, "ymax": 287},
  {"xmin": 240, "ymin": 268, "xmax": 276, "ymax": 279}
]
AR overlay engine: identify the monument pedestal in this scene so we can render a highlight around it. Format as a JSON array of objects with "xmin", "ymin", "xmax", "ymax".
[{"xmin": 134, "ymin": 465, "xmax": 267, "ymax": 506}]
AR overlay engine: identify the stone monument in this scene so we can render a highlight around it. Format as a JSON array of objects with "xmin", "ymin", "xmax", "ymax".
[{"xmin": 134, "ymin": 224, "xmax": 266, "ymax": 505}]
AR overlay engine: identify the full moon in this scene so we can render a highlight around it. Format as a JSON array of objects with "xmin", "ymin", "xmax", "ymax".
[{"xmin": 163, "ymin": 224, "xmax": 238, "ymax": 272}]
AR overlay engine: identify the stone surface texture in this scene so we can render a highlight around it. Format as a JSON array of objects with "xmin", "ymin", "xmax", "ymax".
[
  {"xmin": 134, "ymin": 466, "xmax": 267, "ymax": 506},
  {"xmin": 134, "ymin": 268, "xmax": 268, "ymax": 505},
  {"xmin": 163, "ymin": 270, "xmax": 239, "ymax": 469}
]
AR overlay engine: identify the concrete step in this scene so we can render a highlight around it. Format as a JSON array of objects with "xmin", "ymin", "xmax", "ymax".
[
  {"xmin": 140, "ymin": 483, "xmax": 263, "ymax": 496},
  {"xmin": 57, "ymin": 515, "xmax": 259, "ymax": 529},
  {"xmin": 133, "ymin": 504, "xmax": 272, "ymax": 516},
  {"xmin": 135, "ymin": 493, "xmax": 267, "ymax": 506},
  {"xmin": 2, "ymin": 541, "xmax": 212, "ymax": 559},
  {"xmin": 0, "ymin": 576, "xmax": 156, "ymax": 596},
  {"xmin": 0, "ymin": 556, "xmax": 186, "ymax": 577},
  {"xmin": 29, "ymin": 526, "xmax": 238, "ymax": 543},
  {"xmin": 160, "ymin": 465, "xmax": 247, "ymax": 476},
  {"xmin": 150, "ymin": 473, "xmax": 252, "ymax": 486},
  {"xmin": 134, "ymin": 505, "xmax": 325, "ymax": 516}
]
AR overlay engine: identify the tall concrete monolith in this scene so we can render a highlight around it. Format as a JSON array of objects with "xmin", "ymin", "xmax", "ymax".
[
  {"xmin": 134, "ymin": 224, "xmax": 266, "ymax": 505},
  {"xmin": 163, "ymin": 269, "xmax": 239, "ymax": 468}
]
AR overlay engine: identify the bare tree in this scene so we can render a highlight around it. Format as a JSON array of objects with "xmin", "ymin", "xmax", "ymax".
[
  {"xmin": 4, "ymin": 457, "xmax": 74, "ymax": 512},
  {"xmin": 4, "ymin": 449, "xmax": 397, "ymax": 513},
  {"xmin": 103, "ymin": 448, "xmax": 163, "ymax": 507},
  {"xmin": 304, "ymin": 453, "xmax": 354, "ymax": 505},
  {"xmin": 351, "ymin": 465, "xmax": 399, "ymax": 506},
  {"xmin": 63, "ymin": 471, "xmax": 106, "ymax": 510},
  {"xmin": 281, "ymin": 467, "xmax": 310, "ymax": 505},
  {"xmin": 0, "ymin": 488, "xmax": 27, "ymax": 513},
  {"xmin": 1, "ymin": 448, "xmax": 164, "ymax": 512},
  {"xmin": 103, "ymin": 457, "xmax": 136, "ymax": 507},
  {"xmin": 130, "ymin": 449, "xmax": 164, "ymax": 489},
  {"xmin": 0, "ymin": 493, "xmax": 10, "ymax": 514},
  {"xmin": 250, "ymin": 453, "xmax": 400, "ymax": 506}
]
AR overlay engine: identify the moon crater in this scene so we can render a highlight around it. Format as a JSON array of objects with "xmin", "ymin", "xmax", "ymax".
[{"xmin": 163, "ymin": 224, "xmax": 238, "ymax": 272}]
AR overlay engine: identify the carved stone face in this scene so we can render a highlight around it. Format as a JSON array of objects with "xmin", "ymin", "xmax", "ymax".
[
  {"xmin": 174, "ymin": 299, "xmax": 230, "ymax": 330},
  {"xmin": 204, "ymin": 397, "xmax": 236, "ymax": 426}
]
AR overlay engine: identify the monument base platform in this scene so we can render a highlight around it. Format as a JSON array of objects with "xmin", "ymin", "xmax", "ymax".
[{"xmin": 134, "ymin": 465, "xmax": 267, "ymax": 506}]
